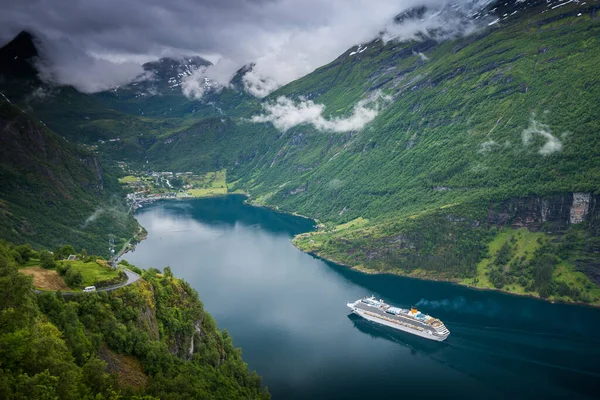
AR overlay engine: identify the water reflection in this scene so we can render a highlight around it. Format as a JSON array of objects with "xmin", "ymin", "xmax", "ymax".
[
  {"xmin": 125, "ymin": 196, "xmax": 600, "ymax": 400},
  {"xmin": 347, "ymin": 313, "xmax": 447, "ymax": 357},
  {"xmin": 148, "ymin": 195, "xmax": 315, "ymax": 235}
]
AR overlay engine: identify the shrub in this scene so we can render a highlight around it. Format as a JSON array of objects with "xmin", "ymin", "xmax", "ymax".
[
  {"xmin": 129, "ymin": 265, "xmax": 143, "ymax": 275},
  {"xmin": 489, "ymin": 269, "xmax": 505, "ymax": 289},
  {"xmin": 538, "ymin": 284, "xmax": 554, "ymax": 299},
  {"xmin": 15, "ymin": 244, "xmax": 33, "ymax": 263},
  {"xmin": 40, "ymin": 251, "xmax": 56, "ymax": 269},
  {"xmin": 10, "ymin": 250, "xmax": 23, "ymax": 265},
  {"xmin": 57, "ymin": 263, "xmax": 71, "ymax": 276},
  {"xmin": 65, "ymin": 269, "xmax": 83, "ymax": 288}
]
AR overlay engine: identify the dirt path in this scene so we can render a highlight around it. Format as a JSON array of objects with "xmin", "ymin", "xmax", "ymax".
[{"xmin": 21, "ymin": 267, "xmax": 71, "ymax": 291}]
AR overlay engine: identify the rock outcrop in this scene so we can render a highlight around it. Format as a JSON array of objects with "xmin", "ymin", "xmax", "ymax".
[{"xmin": 488, "ymin": 193, "xmax": 598, "ymax": 232}]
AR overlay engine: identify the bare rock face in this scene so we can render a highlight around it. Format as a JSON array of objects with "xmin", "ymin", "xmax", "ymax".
[
  {"xmin": 569, "ymin": 192, "xmax": 591, "ymax": 224},
  {"xmin": 487, "ymin": 193, "xmax": 597, "ymax": 232}
]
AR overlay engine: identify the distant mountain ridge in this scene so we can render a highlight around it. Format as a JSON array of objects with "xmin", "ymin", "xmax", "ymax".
[{"xmin": 112, "ymin": 55, "xmax": 212, "ymax": 96}]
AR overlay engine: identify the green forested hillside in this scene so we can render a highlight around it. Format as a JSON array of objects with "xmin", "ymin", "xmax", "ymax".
[
  {"xmin": 229, "ymin": 0, "xmax": 600, "ymax": 303},
  {"xmin": 0, "ymin": 97, "xmax": 138, "ymax": 256},
  {"xmin": 0, "ymin": 241, "xmax": 270, "ymax": 399},
  {"xmin": 1, "ymin": 0, "xmax": 599, "ymax": 303}
]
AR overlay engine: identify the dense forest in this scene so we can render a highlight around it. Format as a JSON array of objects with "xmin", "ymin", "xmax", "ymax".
[
  {"xmin": 0, "ymin": 240, "xmax": 270, "ymax": 399},
  {"xmin": 0, "ymin": 96, "xmax": 139, "ymax": 257}
]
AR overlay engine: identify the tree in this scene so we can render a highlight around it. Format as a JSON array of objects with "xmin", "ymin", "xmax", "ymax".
[
  {"xmin": 164, "ymin": 266, "xmax": 173, "ymax": 279},
  {"xmin": 15, "ymin": 244, "xmax": 33, "ymax": 263},
  {"xmin": 494, "ymin": 241, "xmax": 513, "ymax": 267},
  {"xmin": 64, "ymin": 269, "xmax": 83, "ymax": 288},
  {"xmin": 533, "ymin": 254, "xmax": 557, "ymax": 291},
  {"xmin": 55, "ymin": 245, "xmax": 76, "ymax": 260},
  {"xmin": 40, "ymin": 251, "xmax": 56, "ymax": 269}
]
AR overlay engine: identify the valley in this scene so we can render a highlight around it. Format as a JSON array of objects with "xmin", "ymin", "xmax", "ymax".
[
  {"xmin": 1, "ymin": 0, "xmax": 600, "ymax": 397},
  {"xmin": 1, "ymin": 0, "xmax": 599, "ymax": 305}
]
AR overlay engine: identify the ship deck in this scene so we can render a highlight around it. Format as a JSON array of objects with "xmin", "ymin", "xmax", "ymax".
[{"xmin": 354, "ymin": 302, "xmax": 432, "ymax": 329}]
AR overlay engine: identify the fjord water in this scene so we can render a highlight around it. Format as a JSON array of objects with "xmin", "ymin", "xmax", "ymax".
[{"xmin": 124, "ymin": 196, "xmax": 600, "ymax": 400}]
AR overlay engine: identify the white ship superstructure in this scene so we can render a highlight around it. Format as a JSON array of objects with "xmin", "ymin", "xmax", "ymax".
[{"xmin": 347, "ymin": 296, "xmax": 450, "ymax": 341}]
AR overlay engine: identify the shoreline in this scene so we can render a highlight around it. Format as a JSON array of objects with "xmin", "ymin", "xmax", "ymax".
[
  {"xmin": 122, "ymin": 193, "xmax": 598, "ymax": 309},
  {"xmin": 293, "ymin": 243, "xmax": 600, "ymax": 309},
  {"xmin": 112, "ymin": 225, "xmax": 147, "ymax": 264},
  {"xmin": 242, "ymin": 195, "xmax": 320, "ymax": 225}
]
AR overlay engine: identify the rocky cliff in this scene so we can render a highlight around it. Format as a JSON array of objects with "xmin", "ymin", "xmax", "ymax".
[{"xmin": 488, "ymin": 192, "xmax": 598, "ymax": 232}]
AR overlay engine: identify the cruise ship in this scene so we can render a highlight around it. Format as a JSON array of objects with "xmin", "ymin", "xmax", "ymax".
[{"xmin": 347, "ymin": 296, "xmax": 450, "ymax": 341}]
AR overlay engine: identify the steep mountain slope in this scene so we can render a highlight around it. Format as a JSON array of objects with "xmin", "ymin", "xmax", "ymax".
[
  {"xmin": 169, "ymin": 0, "xmax": 598, "ymax": 303},
  {"xmin": 0, "ymin": 243, "xmax": 270, "ymax": 398},
  {"xmin": 226, "ymin": 0, "xmax": 600, "ymax": 303},
  {"xmin": 0, "ymin": 96, "xmax": 138, "ymax": 256},
  {"xmin": 0, "ymin": 32, "xmax": 183, "ymax": 163},
  {"xmin": 1, "ymin": 0, "xmax": 599, "ymax": 304}
]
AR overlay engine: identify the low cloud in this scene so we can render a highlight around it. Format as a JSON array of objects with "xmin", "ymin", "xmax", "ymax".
[
  {"xmin": 181, "ymin": 58, "xmax": 241, "ymax": 99},
  {"xmin": 1, "ymin": 0, "xmax": 492, "ymax": 95},
  {"xmin": 35, "ymin": 35, "xmax": 143, "ymax": 93},
  {"xmin": 522, "ymin": 114, "xmax": 563, "ymax": 156},
  {"xmin": 478, "ymin": 140, "xmax": 500, "ymax": 153},
  {"xmin": 81, "ymin": 201, "xmax": 130, "ymax": 229},
  {"xmin": 414, "ymin": 51, "xmax": 429, "ymax": 61},
  {"xmin": 82, "ymin": 207, "xmax": 106, "ymax": 228},
  {"xmin": 242, "ymin": 69, "xmax": 281, "ymax": 98},
  {"xmin": 380, "ymin": 0, "xmax": 489, "ymax": 43},
  {"xmin": 251, "ymin": 93, "xmax": 390, "ymax": 132}
]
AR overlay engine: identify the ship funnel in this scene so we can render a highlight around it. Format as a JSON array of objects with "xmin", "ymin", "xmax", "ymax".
[{"xmin": 411, "ymin": 307, "xmax": 417, "ymax": 314}]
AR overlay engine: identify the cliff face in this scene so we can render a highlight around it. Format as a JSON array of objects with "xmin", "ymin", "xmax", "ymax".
[{"xmin": 487, "ymin": 193, "xmax": 597, "ymax": 232}]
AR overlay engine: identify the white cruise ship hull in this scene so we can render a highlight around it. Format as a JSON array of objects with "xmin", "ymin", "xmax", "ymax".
[{"xmin": 348, "ymin": 303, "xmax": 449, "ymax": 342}]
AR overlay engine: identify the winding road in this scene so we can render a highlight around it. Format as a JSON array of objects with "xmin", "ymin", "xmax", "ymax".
[
  {"xmin": 33, "ymin": 268, "xmax": 141, "ymax": 296},
  {"xmin": 96, "ymin": 268, "xmax": 141, "ymax": 292}
]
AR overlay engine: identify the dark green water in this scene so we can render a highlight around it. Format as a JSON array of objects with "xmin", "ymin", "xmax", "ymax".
[{"xmin": 123, "ymin": 195, "xmax": 600, "ymax": 400}]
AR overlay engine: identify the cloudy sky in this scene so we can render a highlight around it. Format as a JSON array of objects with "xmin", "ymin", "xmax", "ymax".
[{"xmin": 0, "ymin": 0, "xmax": 489, "ymax": 95}]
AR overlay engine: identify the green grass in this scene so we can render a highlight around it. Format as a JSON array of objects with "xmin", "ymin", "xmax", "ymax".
[
  {"xmin": 118, "ymin": 175, "xmax": 140, "ymax": 183},
  {"xmin": 58, "ymin": 259, "xmax": 123, "ymax": 287},
  {"xmin": 187, "ymin": 169, "xmax": 228, "ymax": 197},
  {"xmin": 188, "ymin": 188, "xmax": 227, "ymax": 197},
  {"xmin": 464, "ymin": 228, "xmax": 546, "ymax": 288},
  {"xmin": 553, "ymin": 262, "xmax": 600, "ymax": 304},
  {"xmin": 459, "ymin": 227, "xmax": 600, "ymax": 305}
]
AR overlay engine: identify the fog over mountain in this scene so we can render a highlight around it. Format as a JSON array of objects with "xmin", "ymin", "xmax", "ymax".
[{"xmin": 0, "ymin": 0, "xmax": 491, "ymax": 95}]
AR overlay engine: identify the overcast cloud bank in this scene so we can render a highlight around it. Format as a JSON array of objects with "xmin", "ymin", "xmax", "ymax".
[{"xmin": 0, "ymin": 0, "xmax": 490, "ymax": 95}]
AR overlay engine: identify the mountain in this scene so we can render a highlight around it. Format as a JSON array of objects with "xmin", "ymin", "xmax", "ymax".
[
  {"xmin": 1, "ymin": 0, "xmax": 599, "ymax": 304},
  {"xmin": 0, "ymin": 94, "xmax": 138, "ymax": 256},
  {"xmin": 0, "ymin": 33, "xmax": 254, "ymax": 165},
  {"xmin": 93, "ymin": 56, "xmax": 213, "ymax": 118},
  {"xmin": 143, "ymin": 56, "xmax": 212, "ymax": 87},
  {"xmin": 150, "ymin": 0, "xmax": 600, "ymax": 304},
  {"xmin": 0, "ymin": 31, "xmax": 39, "ymax": 79}
]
